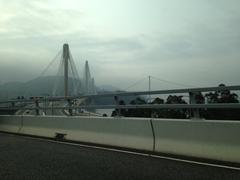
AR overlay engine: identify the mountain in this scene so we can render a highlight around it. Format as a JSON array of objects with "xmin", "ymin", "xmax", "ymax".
[
  {"xmin": 0, "ymin": 76, "xmax": 57, "ymax": 100},
  {"xmin": 0, "ymin": 76, "xmax": 121, "ymax": 100},
  {"xmin": 97, "ymin": 85, "xmax": 121, "ymax": 92}
]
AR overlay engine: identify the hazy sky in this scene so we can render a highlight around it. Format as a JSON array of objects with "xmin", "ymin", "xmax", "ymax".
[{"xmin": 0, "ymin": 0, "xmax": 240, "ymax": 90}]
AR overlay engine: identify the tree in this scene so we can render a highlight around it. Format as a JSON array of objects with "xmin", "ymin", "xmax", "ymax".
[{"xmin": 204, "ymin": 84, "xmax": 240, "ymax": 120}]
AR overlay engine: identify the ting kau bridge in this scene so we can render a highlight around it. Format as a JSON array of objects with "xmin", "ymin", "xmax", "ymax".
[
  {"xmin": 50, "ymin": 43, "xmax": 96, "ymax": 97},
  {"xmin": 0, "ymin": 44, "xmax": 240, "ymax": 179}
]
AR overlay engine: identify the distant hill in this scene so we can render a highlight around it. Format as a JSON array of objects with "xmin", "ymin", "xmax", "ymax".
[
  {"xmin": 97, "ymin": 85, "xmax": 121, "ymax": 92},
  {"xmin": 0, "ymin": 76, "xmax": 58, "ymax": 100},
  {"xmin": 0, "ymin": 76, "xmax": 122, "ymax": 101}
]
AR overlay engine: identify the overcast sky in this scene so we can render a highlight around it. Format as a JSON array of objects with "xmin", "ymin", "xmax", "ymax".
[{"xmin": 0, "ymin": 0, "xmax": 240, "ymax": 90}]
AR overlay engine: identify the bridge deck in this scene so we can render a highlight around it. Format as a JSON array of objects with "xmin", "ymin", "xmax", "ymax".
[{"xmin": 0, "ymin": 132, "xmax": 239, "ymax": 180}]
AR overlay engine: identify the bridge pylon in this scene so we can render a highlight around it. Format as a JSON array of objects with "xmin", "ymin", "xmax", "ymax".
[{"xmin": 63, "ymin": 43, "xmax": 69, "ymax": 97}]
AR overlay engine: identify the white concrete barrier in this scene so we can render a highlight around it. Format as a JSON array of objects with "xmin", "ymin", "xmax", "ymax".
[
  {"xmin": 20, "ymin": 115, "xmax": 65, "ymax": 137},
  {"xmin": 19, "ymin": 116, "xmax": 154, "ymax": 151},
  {"xmin": 0, "ymin": 115, "xmax": 22, "ymax": 133},
  {"xmin": 1, "ymin": 115, "xmax": 240, "ymax": 163},
  {"xmin": 152, "ymin": 119, "xmax": 240, "ymax": 163}
]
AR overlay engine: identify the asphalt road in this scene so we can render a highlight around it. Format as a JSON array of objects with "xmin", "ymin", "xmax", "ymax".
[{"xmin": 0, "ymin": 133, "xmax": 240, "ymax": 180}]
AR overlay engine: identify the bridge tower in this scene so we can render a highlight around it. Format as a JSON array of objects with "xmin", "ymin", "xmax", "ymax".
[
  {"xmin": 63, "ymin": 43, "xmax": 69, "ymax": 97},
  {"xmin": 84, "ymin": 61, "xmax": 90, "ymax": 94},
  {"xmin": 83, "ymin": 61, "xmax": 96, "ymax": 95},
  {"xmin": 52, "ymin": 43, "xmax": 96, "ymax": 96}
]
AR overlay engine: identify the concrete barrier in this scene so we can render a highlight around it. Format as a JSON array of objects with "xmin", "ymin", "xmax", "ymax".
[
  {"xmin": 0, "ymin": 115, "xmax": 22, "ymax": 133},
  {"xmin": 19, "ymin": 116, "xmax": 154, "ymax": 151},
  {"xmin": 1, "ymin": 115, "xmax": 240, "ymax": 163},
  {"xmin": 20, "ymin": 115, "xmax": 65, "ymax": 137},
  {"xmin": 152, "ymin": 119, "xmax": 240, "ymax": 163}
]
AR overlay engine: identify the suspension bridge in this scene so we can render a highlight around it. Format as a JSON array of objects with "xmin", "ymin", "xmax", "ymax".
[{"xmin": 0, "ymin": 44, "xmax": 240, "ymax": 179}]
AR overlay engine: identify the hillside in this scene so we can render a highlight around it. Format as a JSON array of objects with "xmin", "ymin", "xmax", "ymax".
[{"xmin": 0, "ymin": 76, "xmax": 121, "ymax": 101}]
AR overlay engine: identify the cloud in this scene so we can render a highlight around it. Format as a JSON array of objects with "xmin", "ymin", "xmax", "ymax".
[
  {"xmin": 0, "ymin": 0, "xmax": 85, "ymax": 38},
  {"xmin": 0, "ymin": 0, "xmax": 240, "ymax": 89}
]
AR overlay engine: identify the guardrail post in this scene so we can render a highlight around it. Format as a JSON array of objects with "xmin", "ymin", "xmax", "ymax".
[
  {"xmin": 44, "ymin": 97, "xmax": 47, "ymax": 115},
  {"xmin": 114, "ymin": 96, "xmax": 120, "ymax": 116},
  {"xmin": 51, "ymin": 102, "xmax": 54, "ymax": 115},
  {"xmin": 67, "ymin": 99, "xmax": 73, "ymax": 116},
  {"xmin": 189, "ymin": 92, "xmax": 200, "ymax": 119},
  {"xmin": 35, "ymin": 100, "xmax": 40, "ymax": 115}
]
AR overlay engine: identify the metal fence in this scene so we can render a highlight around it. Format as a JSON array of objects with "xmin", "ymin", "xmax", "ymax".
[{"xmin": 0, "ymin": 85, "xmax": 240, "ymax": 119}]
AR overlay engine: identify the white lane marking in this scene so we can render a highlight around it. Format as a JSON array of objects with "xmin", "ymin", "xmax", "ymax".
[
  {"xmin": 150, "ymin": 155, "xmax": 240, "ymax": 171},
  {"xmin": 2, "ymin": 132, "xmax": 240, "ymax": 171},
  {"xmin": 49, "ymin": 140, "xmax": 240, "ymax": 171}
]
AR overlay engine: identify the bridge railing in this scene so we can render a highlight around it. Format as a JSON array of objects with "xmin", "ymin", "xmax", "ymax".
[{"xmin": 0, "ymin": 85, "xmax": 240, "ymax": 119}]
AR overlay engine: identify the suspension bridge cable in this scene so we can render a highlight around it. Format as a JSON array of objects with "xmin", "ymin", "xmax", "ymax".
[
  {"xmin": 123, "ymin": 77, "xmax": 148, "ymax": 91},
  {"xmin": 150, "ymin": 76, "xmax": 198, "ymax": 88}
]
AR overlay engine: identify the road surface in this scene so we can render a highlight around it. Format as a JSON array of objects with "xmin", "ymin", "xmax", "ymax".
[{"xmin": 0, "ymin": 132, "xmax": 239, "ymax": 180}]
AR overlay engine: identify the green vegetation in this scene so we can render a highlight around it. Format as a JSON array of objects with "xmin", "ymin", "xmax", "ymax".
[{"xmin": 111, "ymin": 84, "xmax": 240, "ymax": 120}]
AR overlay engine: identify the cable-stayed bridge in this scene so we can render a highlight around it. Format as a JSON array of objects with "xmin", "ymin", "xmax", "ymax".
[
  {"xmin": 40, "ymin": 43, "xmax": 96, "ymax": 97},
  {"xmin": 6, "ymin": 44, "xmax": 98, "ymax": 116}
]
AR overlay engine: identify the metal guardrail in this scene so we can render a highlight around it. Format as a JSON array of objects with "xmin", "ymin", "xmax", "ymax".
[
  {"xmin": 79, "ymin": 85, "xmax": 240, "ymax": 98},
  {"xmin": 0, "ymin": 85, "xmax": 239, "ymax": 118},
  {"xmin": 0, "ymin": 85, "xmax": 240, "ymax": 104},
  {"xmin": 1, "ymin": 103, "xmax": 240, "ymax": 110}
]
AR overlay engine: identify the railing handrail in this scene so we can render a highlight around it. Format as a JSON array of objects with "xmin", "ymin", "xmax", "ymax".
[
  {"xmin": 0, "ymin": 85, "xmax": 240, "ymax": 104},
  {"xmin": 79, "ymin": 85, "xmax": 240, "ymax": 98},
  {"xmin": 1, "ymin": 103, "xmax": 240, "ymax": 110}
]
